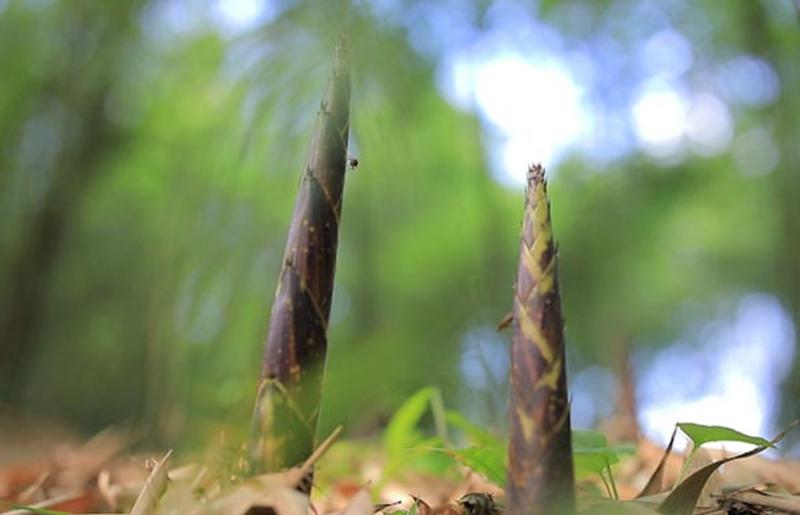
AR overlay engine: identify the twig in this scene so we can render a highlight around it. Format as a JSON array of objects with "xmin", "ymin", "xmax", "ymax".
[{"xmin": 298, "ymin": 425, "xmax": 343, "ymax": 476}]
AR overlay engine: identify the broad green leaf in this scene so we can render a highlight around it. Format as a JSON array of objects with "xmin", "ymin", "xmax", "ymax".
[
  {"xmin": 573, "ymin": 429, "xmax": 608, "ymax": 450},
  {"xmin": 677, "ymin": 423, "xmax": 772, "ymax": 449},
  {"xmin": 614, "ymin": 443, "xmax": 637, "ymax": 455},
  {"xmin": 406, "ymin": 436, "xmax": 456, "ymax": 476},
  {"xmin": 572, "ymin": 430, "xmax": 633, "ymax": 479},
  {"xmin": 658, "ymin": 425, "xmax": 791, "ymax": 515},
  {"xmin": 445, "ymin": 410, "xmax": 503, "ymax": 447},
  {"xmin": 574, "ymin": 452, "xmax": 618, "ymax": 479},
  {"xmin": 447, "ymin": 427, "xmax": 635, "ymax": 485},
  {"xmin": 449, "ymin": 445, "xmax": 507, "ymax": 487}
]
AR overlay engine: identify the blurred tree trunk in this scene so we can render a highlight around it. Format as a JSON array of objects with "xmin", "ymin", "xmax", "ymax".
[
  {"xmin": 599, "ymin": 337, "xmax": 640, "ymax": 443},
  {"xmin": 0, "ymin": 2, "xmax": 139, "ymax": 403},
  {"xmin": 771, "ymin": 47, "xmax": 800, "ymax": 428},
  {"xmin": 737, "ymin": 0, "xmax": 800, "ymax": 426},
  {"xmin": 0, "ymin": 96, "xmax": 117, "ymax": 400}
]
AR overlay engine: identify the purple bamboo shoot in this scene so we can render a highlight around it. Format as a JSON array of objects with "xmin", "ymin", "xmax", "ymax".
[{"xmin": 249, "ymin": 40, "xmax": 351, "ymax": 475}]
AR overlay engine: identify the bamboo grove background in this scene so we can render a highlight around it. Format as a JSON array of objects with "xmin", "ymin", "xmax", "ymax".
[{"xmin": 0, "ymin": 0, "xmax": 799, "ymax": 452}]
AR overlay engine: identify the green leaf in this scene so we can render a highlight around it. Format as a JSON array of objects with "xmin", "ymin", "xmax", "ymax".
[
  {"xmin": 406, "ymin": 436, "xmax": 457, "ymax": 476},
  {"xmin": 658, "ymin": 424, "xmax": 792, "ymax": 515},
  {"xmin": 391, "ymin": 501, "xmax": 419, "ymax": 515},
  {"xmin": 449, "ymin": 444, "xmax": 507, "ymax": 487},
  {"xmin": 384, "ymin": 387, "xmax": 437, "ymax": 457},
  {"xmin": 445, "ymin": 410, "xmax": 503, "ymax": 447},
  {"xmin": 448, "ymin": 427, "xmax": 634, "ymax": 486},
  {"xmin": 572, "ymin": 430, "xmax": 633, "ymax": 479},
  {"xmin": 437, "ymin": 409, "xmax": 507, "ymax": 485},
  {"xmin": 573, "ymin": 429, "xmax": 609, "ymax": 450},
  {"xmin": 383, "ymin": 387, "xmax": 450, "ymax": 478},
  {"xmin": 677, "ymin": 423, "xmax": 773, "ymax": 449}
]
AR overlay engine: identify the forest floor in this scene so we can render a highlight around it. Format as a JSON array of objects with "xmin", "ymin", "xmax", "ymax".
[{"xmin": 2, "ymin": 416, "xmax": 800, "ymax": 515}]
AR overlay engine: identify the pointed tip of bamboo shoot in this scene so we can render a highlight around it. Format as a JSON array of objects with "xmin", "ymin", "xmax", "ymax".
[
  {"xmin": 526, "ymin": 164, "xmax": 549, "ymax": 211},
  {"xmin": 527, "ymin": 163, "xmax": 546, "ymax": 186}
]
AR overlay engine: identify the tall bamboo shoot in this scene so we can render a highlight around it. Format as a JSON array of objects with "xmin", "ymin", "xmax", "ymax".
[{"xmin": 249, "ymin": 40, "xmax": 351, "ymax": 475}]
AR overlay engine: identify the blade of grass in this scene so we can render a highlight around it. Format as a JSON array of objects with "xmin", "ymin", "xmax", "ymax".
[
  {"xmin": 637, "ymin": 426, "xmax": 678, "ymax": 498},
  {"xmin": 604, "ymin": 459, "xmax": 619, "ymax": 501}
]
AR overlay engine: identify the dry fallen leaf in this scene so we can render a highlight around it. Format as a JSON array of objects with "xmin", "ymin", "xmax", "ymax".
[
  {"xmin": 719, "ymin": 487, "xmax": 800, "ymax": 513},
  {"xmin": 340, "ymin": 488, "xmax": 373, "ymax": 515},
  {"xmin": 201, "ymin": 475, "xmax": 309, "ymax": 515},
  {"xmin": 637, "ymin": 427, "xmax": 677, "ymax": 498}
]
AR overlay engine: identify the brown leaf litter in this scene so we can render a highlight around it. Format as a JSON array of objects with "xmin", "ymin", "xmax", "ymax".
[{"xmin": 3, "ymin": 422, "xmax": 800, "ymax": 515}]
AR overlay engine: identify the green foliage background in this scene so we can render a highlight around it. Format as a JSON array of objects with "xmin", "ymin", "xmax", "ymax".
[{"xmin": 0, "ymin": 0, "xmax": 798, "ymax": 449}]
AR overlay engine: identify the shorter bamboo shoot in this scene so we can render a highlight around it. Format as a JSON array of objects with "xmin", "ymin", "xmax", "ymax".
[{"xmin": 507, "ymin": 165, "xmax": 575, "ymax": 515}]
